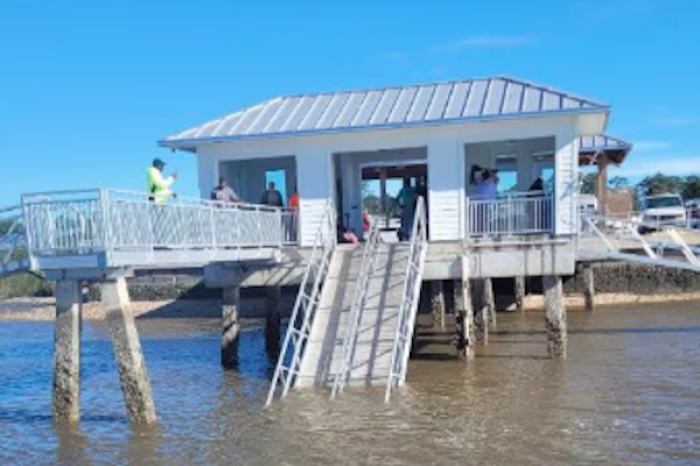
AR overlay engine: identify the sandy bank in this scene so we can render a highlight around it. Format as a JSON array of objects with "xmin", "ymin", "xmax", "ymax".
[{"xmin": 2, "ymin": 292, "xmax": 700, "ymax": 321}]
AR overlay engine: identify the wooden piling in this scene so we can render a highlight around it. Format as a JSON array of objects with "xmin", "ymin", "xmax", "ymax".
[
  {"xmin": 484, "ymin": 277, "xmax": 496, "ymax": 329},
  {"xmin": 515, "ymin": 276, "xmax": 526, "ymax": 313},
  {"xmin": 265, "ymin": 286, "xmax": 282, "ymax": 357},
  {"xmin": 543, "ymin": 275, "xmax": 567, "ymax": 358},
  {"xmin": 52, "ymin": 280, "xmax": 82, "ymax": 423},
  {"xmin": 101, "ymin": 277, "xmax": 156, "ymax": 424},
  {"xmin": 583, "ymin": 265, "xmax": 595, "ymax": 313},
  {"xmin": 430, "ymin": 280, "xmax": 446, "ymax": 331},
  {"xmin": 222, "ymin": 285, "xmax": 241, "ymax": 369}
]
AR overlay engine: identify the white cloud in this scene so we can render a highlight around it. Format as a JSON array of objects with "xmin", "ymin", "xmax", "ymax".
[
  {"xmin": 633, "ymin": 141, "xmax": 673, "ymax": 151},
  {"xmin": 657, "ymin": 117, "xmax": 700, "ymax": 127},
  {"xmin": 439, "ymin": 35, "xmax": 535, "ymax": 51}
]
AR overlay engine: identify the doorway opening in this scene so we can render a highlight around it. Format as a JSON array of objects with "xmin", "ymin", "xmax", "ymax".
[{"xmin": 361, "ymin": 163, "xmax": 427, "ymax": 241}]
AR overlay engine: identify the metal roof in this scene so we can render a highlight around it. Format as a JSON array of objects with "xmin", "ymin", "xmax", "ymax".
[
  {"xmin": 579, "ymin": 135, "xmax": 633, "ymax": 165},
  {"xmin": 160, "ymin": 76, "xmax": 609, "ymax": 149}
]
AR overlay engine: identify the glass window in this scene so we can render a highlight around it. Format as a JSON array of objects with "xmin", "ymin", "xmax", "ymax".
[{"xmin": 496, "ymin": 155, "xmax": 517, "ymax": 194}]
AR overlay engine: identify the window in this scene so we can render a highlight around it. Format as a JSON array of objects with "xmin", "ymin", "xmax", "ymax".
[
  {"xmin": 532, "ymin": 152, "xmax": 554, "ymax": 192},
  {"xmin": 496, "ymin": 155, "xmax": 518, "ymax": 194}
]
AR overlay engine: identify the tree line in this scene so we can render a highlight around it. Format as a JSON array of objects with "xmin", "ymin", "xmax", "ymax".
[{"xmin": 581, "ymin": 172, "xmax": 700, "ymax": 200}]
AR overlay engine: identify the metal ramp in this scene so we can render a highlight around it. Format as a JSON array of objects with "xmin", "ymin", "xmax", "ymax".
[
  {"xmin": 0, "ymin": 205, "xmax": 31, "ymax": 278},
  {"xmin": 266, "ymin": 203, "xmax": 336, "ymax": 406},
  {"xmin": 266, "ymin": 198, "xmax": 428, "ymax": 404},
  {"xmin": 579, "ymin": 215, "xmax": 700, "ymax": 272}
]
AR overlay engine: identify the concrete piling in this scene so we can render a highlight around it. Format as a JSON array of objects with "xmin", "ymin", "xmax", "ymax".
[
  {"xmin": 52, "ymin": 280, "xmax": 82, "ymax": 423},
  {"xmin": 265, "ymin": 286, "xmax": 282, "ymax": 357},
  {"xmin": 222, "ymin": 285, "xmax": 241, "ymax": 369},
  {"xmin": 473, "ymin": 280, "xmax": 489, "ymax": 345},
  {"xmin": 515, "ymin": 276, "xmax": 526, "ymax": 313},
  {"xmin": 583, "ymin": 265, "xmax": 595, "ymax": 312},
  {"xmin": 430, "ymin": 280, "xmax": 446, "ymax": 331},
  {"xmin": 484, "ymin": 277, "xmax": 496, "ymax": 329},
  {"xmin": 454, "ymin": 257, "xmax": 475, "ymax": 359},
  {"xmin": 543, "ymin": 275, "xmax": 567, "ymax": 358},
  {"xmin": 101, "ymin": 277, "xmax": 157, "ymax": 424}
]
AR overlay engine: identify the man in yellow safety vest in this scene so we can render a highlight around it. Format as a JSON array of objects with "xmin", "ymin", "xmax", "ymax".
[{"xmin": 147, "ymin": 158, "xmax": 177, "ymax": 203}]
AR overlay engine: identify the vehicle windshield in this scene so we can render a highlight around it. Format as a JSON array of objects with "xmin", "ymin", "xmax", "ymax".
[{"xmin": 646, "ymin": 196, "xmax": 683, "ymax": 209}]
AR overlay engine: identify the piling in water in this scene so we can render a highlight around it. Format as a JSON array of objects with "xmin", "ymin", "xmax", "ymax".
[
  {"xmin": 543, "ymin": 275, "xmax": 567, "ymax": 358},
  {"xmin": 52, "ymin": 280, "xmax": 82, "ymax": 423},
  {"xmin": 431, "ymin": 280, "xmax": 446, "ymax": 331},
  {"xmin": 265, "ymin": 286, "xmax": 282, "ymax": 358},
  {"xmin": 101, "ymin": 277, "xmax": 157, "ymax": 424},
  {"xmin": 222, "ymin": 285, "xmax": 240, "ymax": 369}
]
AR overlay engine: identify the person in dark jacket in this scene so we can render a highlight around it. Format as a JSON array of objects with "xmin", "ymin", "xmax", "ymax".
[{"xmin": 260, "ymin": 182, "xmax": 284, "ymax": 207}]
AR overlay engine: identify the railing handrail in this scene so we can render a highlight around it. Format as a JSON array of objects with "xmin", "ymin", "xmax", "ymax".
[
  {"xmin": 466, "ymin": 193, "xmax": 554, "ymax": 238},
  {"xmin": 385, "ymin": 196, "xmax": 428, "ymax": 402},
  {"xmin": 266, "ymin": 201, "xmax": 336, "ymax": 406},
  {"xmin": 331, "ymin": 218, "xmax": 382, "ymax": 398}
]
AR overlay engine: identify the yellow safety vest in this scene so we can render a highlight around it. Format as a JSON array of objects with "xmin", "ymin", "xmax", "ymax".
[{"xmin": 146, "ymin": 167, "xmax": 175, "ymax": 204}]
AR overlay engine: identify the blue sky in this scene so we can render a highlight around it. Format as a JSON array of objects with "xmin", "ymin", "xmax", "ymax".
[{"xmin": 1, "ymin": 0, "xmax": 699, "ymax": 205}]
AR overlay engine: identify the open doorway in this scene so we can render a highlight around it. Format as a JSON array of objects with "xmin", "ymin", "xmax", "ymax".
[
  {"xmin": 361, "ymin": 163, "xmax": 427, "ymax": 241},
  {"xmin": 334, "ymin": 147, "xmax": 428, "ymax": 241}
]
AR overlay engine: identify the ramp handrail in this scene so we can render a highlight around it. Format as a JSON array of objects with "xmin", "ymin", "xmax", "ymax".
[
  {"xmin": 0, "ymin": 205, "xmax": 30, "ymax": 275},
  {"xmin": 20, "ymin": 188, "xmax": 297, "ymax": 267},
  {"xmin": 331, "ymin": 219, "xmax": 382, "ymax": 398},
  {"xmin": 266, "ymin": 202, "xmax": 337, "ymax": 406},
  {"xmin": 385, "ymin": 196, "xmax": 428, "ymax": 402},
  {"xmin": 580, "ymin": 213, "xmax": 700, "ymax": 269}
]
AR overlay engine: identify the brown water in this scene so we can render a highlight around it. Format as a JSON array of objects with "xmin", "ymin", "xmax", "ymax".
[{"xmin": 2, "ymin": 302, "xmax": 700, "ymax": 465}]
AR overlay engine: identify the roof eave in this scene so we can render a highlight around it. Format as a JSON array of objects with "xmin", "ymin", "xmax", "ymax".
[{"xmin": 159, "ymin": 106, "xmax": 610, "ymax": 151}]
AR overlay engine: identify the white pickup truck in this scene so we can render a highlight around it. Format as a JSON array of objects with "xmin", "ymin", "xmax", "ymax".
[{"xmin": 639, "ymin": 194, "xmax": 687, "ymax": 232}]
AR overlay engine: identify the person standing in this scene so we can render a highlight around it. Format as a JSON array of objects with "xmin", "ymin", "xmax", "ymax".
[
  {"xmin": 211, "ymin": 177, "xmax": 242, "ymax": 204},
  {"xmin": 147, "ymin": 158, "xmax": 177, "ymax": 204},
  {"xmin": 288, "ymin": 188, "xmax": 299, "ymax": 210},
  {"xmin": 260, "ymin": 181, "xmax": 284, "ymax": 207},
  {"xmin": 397, "ymin": 178, "xmax": 418, "ymax": 241}
]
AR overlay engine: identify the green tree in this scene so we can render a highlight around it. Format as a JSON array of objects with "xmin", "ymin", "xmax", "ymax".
[
  {"xmin": 682, "ymin": 175, "xmax": 700, "ymax": 200},
  {"xmin": 638, "ymin": 173, "xmax": 685, "ymax": 196},
  {"xmin": 609, "ymin": 176, "xmax": 630, "ymax": 191},
  {"xmin": 580, "ymin": 173, "xmax": 597, "ymax": 194}
]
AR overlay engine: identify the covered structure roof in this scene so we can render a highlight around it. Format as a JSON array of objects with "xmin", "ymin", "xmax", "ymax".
[
  {"xmin": 160, "ymin": 76, "xmax": 609, "ymax": 150},
  {"xmin": 578, "ymin": 135, "xmax": 633, "ymax": 165}
]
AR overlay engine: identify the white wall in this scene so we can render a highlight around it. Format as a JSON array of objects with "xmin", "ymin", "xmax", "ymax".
[{"xmin": 195, "ymin": 114, "xmax": 587, "ymax": 245}]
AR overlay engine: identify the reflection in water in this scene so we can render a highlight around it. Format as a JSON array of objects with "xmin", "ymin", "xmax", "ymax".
[{"xmin": 1, "ymin": 303, "xmax": 700, "ymax": 465}]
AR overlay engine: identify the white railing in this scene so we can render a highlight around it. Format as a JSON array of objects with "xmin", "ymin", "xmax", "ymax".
[
  {"xmin": 331, "ymin": 218, "xmax": 382, "ymax": 399},
  {"xmin": 266, "ymin": 202, "xmax": 336, "ymax": 406},
  {"xmin": 385, "ymin": 196, "xmax": 428, "ymax": 402},
  {"xmin": 579, "ymin": 213, "xmax": 700, "ymax": 270},
  {"xmin": 20, "ymin": 188, "xmax": 298, "ymax": 266},
  {"xmin": 466, "ymin": 192, "xmax": 553, "ymax": 237}
]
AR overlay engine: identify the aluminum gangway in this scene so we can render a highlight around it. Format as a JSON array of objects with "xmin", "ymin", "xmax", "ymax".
[
  {"xmin": 578, "ymin": 214, "xmax": 700, "ymax": 273},
  {"xmin": 267, "ymin": 198, "xmax": 428, "ymax": 405},
  {"xmin": 331, "ymin": 218, "xmax": 382, "ymax": 398},
  {"xmin": 9, "ymin": 188, "xmax": 297, "ymax": 274},
  {"xmin": 266, "ymin": 203, "xmax": 336, "ymax": 405}
]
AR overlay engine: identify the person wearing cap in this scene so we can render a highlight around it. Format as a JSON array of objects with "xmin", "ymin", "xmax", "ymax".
[{"xmin": 147, "ymin": 158, "xmax": 177, "ymax": 204}]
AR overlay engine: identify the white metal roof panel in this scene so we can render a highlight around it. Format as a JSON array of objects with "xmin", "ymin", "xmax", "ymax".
[{"xmin": 161, "ymin": 76, "xmax": 609, "ymax": 148}]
